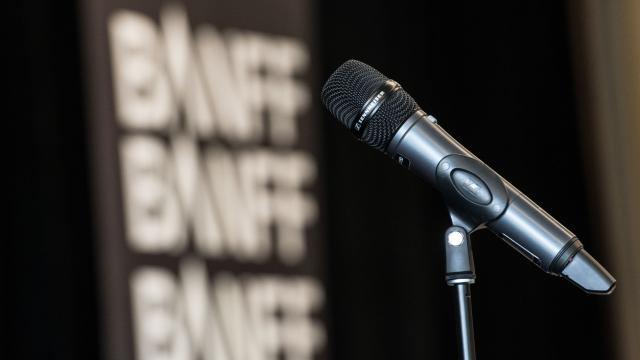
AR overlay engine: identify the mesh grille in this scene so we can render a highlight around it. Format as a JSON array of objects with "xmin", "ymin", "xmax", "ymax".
[{"xmin": 321, "ymin": 59, "xmax": 421, "ymax": 152}]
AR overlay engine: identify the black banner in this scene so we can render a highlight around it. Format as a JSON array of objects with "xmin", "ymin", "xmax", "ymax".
[{"xmin": 81, "ymin": 1, "xmax": 326, "ymax": 359}]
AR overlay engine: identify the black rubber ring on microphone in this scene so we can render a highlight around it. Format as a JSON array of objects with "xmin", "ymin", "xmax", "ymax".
[{"xmin": 549, "ymin": 237, "xmax": 583, "ymax": 274}]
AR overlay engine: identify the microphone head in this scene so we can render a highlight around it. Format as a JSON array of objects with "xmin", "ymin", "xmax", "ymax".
[{"xmin": 321, "ymin": 59, "xmax": 421, "ymax": 152}]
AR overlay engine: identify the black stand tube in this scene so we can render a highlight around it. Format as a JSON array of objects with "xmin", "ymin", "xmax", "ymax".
[
  {"xmin": 444, "ymin": 226, "xmax": 477, "ymax": 360},
  {"xmin": 455, "ymin": 284, "xmax": 476, "ymax": 360}
]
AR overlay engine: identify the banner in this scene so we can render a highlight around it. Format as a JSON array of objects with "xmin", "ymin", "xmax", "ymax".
[{"xmin": 81, "ymin": 1, "xmax": 326, "ymax": 359}]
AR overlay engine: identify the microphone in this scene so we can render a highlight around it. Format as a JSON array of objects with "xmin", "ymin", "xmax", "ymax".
[{"xmin": 321, "ymin": 59, "xmax": 615, "ymax": 294}]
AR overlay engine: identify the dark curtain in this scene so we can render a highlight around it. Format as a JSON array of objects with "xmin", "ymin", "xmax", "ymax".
[{"xmin": 9, "ymin": 1, "xmax": 98, "ymax": 360}]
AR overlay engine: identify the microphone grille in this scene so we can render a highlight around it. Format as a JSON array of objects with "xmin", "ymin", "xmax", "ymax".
[{"xmin": 321, "ymin": 60, "xmax": 421, "ymax": 151}]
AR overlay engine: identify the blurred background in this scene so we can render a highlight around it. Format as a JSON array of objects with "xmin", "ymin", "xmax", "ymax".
[{"xmin": 8, "ymin": 1, "xmax": 639, "ymax": 360}]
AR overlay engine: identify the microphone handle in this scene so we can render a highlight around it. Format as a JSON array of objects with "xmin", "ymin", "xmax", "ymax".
[{"xmin": 386, "ymin": 110, "xmax": 578, "ymax": 274}]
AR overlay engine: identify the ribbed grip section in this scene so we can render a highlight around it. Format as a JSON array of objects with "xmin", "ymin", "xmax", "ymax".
[{"xmin": 321, "ymin": 59, "xmax": 421, "ymax": 152}]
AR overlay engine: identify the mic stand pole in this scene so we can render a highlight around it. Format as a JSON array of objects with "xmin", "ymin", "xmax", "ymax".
[{"xmin": 444, "ymin": 225, "xmax": 477, "ymax": 360}]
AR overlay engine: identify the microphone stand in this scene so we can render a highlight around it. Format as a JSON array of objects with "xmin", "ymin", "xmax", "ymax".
[{"xmin": 444, "ymin": 225, "xmax": 477, "ymax": 360}]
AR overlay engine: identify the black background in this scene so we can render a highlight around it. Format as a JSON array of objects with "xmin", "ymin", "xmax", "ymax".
[
  {"xmin": 8, "ymin": 1, "xmax": 613, "ymax": 359},
  {"xmin": 9, "ymin": 1, "xmax": 98, "ymax": 360}
]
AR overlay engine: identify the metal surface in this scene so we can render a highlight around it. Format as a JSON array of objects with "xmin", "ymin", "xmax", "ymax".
[
  {"xmin": 387, "ymin": 112, "xmax": 615, "ymax": 293},
  {"xmin": 444, "ymin": 226, "xmax": 477, "ymax": 359},
  {"xmin": 455, "ymin": 284, "xmax": 476, "ymax": 360}
]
